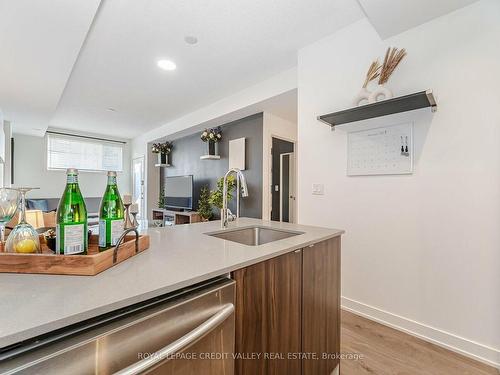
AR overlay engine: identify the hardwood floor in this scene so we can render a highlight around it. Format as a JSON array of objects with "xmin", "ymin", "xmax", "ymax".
[{"xmin": 340, "ymin": 310, "xmax": 499, "ymax": 375}]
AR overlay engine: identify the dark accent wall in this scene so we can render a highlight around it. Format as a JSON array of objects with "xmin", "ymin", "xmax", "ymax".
[{"xmin": 160, "ymin": 113, "xmax": 263, "ymax": 218}]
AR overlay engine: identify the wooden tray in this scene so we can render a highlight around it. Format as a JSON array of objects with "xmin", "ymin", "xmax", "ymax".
[{"xmin": 0, "ymin": 233, "xmax": 150, "ymax": 276}]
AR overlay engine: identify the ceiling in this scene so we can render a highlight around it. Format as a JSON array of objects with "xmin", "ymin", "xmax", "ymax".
[
  {"xmin": 260, "ymin": 89, "xmax": 297, "ymax": 124},
  {"xmin": 0, "ymin": 0, "xmax": 101, "ymax": 136},
  {"xmin": 358, "ymin": 0, "xmax": 480, "ymax": 39},
  {"xmin": 50, "ymin": 0, "xmax": 362, "ymax": 138},
  {"xmin": 1, "ymin": 0, "xmax": 480, "ymax": 138}
]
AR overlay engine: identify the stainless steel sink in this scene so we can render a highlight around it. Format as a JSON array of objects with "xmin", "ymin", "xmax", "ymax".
[{"xmin": 206, "ymin": 226, "xmax": 303, "ymax": 246}]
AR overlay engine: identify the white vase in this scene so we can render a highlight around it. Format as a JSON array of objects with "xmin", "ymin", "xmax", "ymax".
[
  {"xmin": 368, "ymin": 84, "xmax": 393, "ymax": 103},
  {"xmin": 353, "ymin": 87, "xmax": 371, "ymax": 106}
]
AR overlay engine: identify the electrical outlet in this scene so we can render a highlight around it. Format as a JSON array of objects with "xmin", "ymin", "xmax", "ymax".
[{"xmin": 312, "ymin": 184, "xmax": 324, "ymax": 195}]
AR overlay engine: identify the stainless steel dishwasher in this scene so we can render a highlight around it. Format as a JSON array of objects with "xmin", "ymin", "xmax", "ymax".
[{"xmin": 0, "ymin": 277, "xmax": 235, "ymax": 375}]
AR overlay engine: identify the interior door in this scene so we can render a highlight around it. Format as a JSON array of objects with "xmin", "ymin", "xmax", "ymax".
[
  {"xmin": 279, "ymin": 152, "xmax": 296, "ymax": 223},
  {"xmin": 271, "ymin": 137, "xmax": 294, "ymax": 222},
  {"xmin": 132, "ymin": 156, "xmax": 145, "ymax": 219}
]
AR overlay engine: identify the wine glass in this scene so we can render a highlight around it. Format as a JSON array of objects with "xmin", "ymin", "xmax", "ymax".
[
  {"xmin": 0, "ymin": 188, "xmax": 21, "ymax": 250},
  {"xmin": 6, "ymin": 187, "xmax": 41, "ymax": 254}
]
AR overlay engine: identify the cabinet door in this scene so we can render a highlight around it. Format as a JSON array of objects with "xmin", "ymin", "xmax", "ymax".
[
  {"xmin": 302, "ymin": 237, "xmax": 341, "ymax": 375},
  {"xmin": 232, "ymin": 250, "xmax": 302, "ymax": 375}
]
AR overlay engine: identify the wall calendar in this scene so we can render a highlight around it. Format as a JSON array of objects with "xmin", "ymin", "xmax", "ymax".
[{"xmin": 347, "ymin": 123, "xmax": 413, "ymax": 176}]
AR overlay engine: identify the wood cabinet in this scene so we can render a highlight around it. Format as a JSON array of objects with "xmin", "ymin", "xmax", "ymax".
[
  {"xmin": 302, "ymin": 237, "xmax": 341, "ymax": 374},
  {"xmin": 151, "ymin": 209, "xmax": 202, "ymax": 226},
  {"xmin": 232, "ymin": 250, "xmax": 302, "ymax": 375},
  {"xmin": 232, "ymin": 236, "xmax": 341, "ymax": 375}
]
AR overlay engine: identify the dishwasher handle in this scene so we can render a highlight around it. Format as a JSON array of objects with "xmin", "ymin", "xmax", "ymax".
[{"xmin": 113, "ymin": 303, "xmax": 235, "ymax": 375}]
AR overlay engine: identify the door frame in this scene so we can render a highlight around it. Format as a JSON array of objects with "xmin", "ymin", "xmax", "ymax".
[
  {"xmin": 132, "ymin": 156, "xmax": 145, "ymax": 219},
  {"xmin": 269, "ymin": 135, "xmax": 297, "ymax": 223}
]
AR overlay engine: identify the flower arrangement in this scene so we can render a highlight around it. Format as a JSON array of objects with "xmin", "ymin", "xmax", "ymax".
[
  {"xmin": 151, "ymin": 141, "xmax": 173, "ymax": 154},
  {"xmin": 200, "ymin": 127, "xmax": 222, "ymax": 143}
]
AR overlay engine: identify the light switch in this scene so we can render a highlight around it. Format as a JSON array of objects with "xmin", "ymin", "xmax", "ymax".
[
  {"xmin": 312, "ymin": 184, "xmax": 324, "ymax": 195},
  {"xmin": 274, "ymin": 185, "xmax": 279, "ymax": 192}
]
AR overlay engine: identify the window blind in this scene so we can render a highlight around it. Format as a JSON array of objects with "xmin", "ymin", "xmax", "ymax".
[{"xmin": 47, "ymin": 134, "xmax": 123, "ymax": 172}]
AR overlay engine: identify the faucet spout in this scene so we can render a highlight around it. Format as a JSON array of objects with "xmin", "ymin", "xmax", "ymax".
[{"xmin": 221, "ymin": 168, "xmax": 248, "ymax": 228}]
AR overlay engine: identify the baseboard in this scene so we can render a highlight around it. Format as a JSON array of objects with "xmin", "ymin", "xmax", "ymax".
[{"xmin": 341, "ymin": 297, "xmax": 500, "ymax": 369}]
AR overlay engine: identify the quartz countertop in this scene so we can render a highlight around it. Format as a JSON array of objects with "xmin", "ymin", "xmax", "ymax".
[{"xmin": 0, "ymin": 218, "xmax": 343, "ymax": 348}]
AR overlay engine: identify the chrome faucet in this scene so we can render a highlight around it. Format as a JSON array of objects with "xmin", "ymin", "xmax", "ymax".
[{"xmin": 221, "ymin": 168, "xmax": 249, "ymax": 228}]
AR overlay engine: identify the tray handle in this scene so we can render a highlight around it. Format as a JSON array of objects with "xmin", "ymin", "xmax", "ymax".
[{"xmin": 113, "ymin": 228, "xmax": 140, "ymax": 264}]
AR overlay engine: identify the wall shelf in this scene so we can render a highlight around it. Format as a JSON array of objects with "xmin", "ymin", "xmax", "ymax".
[
  {"xmin": 200, "ymin": 155, "xmax": 221, "ymax": 160},
  {"xmin": 154, "ymin": 163, "xmax": 171, "ymax": 167},
  {"xmin": 317, "ymin": 90, "xmax": 437, "ymax": 129}
]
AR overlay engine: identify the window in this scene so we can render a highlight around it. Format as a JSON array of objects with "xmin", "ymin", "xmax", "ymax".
[{"xmin": 47, "ymin": 133, "xmax": 123, "ymax": 172}]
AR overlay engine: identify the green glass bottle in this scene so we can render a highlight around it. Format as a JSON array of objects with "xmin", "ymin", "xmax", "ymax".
[
  {"xmin": 56, "ymin": 168, "xmax": 88, "ymax": 255},
  {"xmin": 99, "ymin": 171, "xmax": 125, "ymax": 250}
]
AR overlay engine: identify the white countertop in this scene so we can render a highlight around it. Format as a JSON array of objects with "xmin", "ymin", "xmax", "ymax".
[{"xmin": 0, "ymin": 218, "xmax": 343, "ymax": 348}]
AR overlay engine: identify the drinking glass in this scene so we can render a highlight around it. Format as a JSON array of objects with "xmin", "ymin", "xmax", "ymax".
[
  {"xmin": 0, "ymin": 188, "xmax": 21, "ymax": 249},
  {"xmin": 6, "ymin": 187, "xmax": 41, "ymax": 254}
]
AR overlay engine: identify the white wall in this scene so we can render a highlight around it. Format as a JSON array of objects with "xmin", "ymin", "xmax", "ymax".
[
  {"xmin": 13, "ymin": 134, "xmax": 131, "ymax": 199},
  {"xmin": 262, "ymin": 112, "xmax": 297, "ymax": 220},
  {"xmin": 298, "ymin": 0, "xmax": 500, "ymax": 367}
]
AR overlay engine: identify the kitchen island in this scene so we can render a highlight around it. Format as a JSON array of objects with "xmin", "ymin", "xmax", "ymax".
[{"xmin": 0, "ymin": 218, "xmax": 343, "ymax": 374}]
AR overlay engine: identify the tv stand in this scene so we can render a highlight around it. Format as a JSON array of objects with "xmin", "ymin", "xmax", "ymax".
[
  {"xmin": 152, "ymin": 209, "xmax": 202, "ymax": 226},
  {"xmin": 165, "ymin": 207, "xmax": 186, "ymax": 212}
]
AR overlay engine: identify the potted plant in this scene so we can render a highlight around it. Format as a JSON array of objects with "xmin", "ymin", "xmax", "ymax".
[
  {"xmin": 197, "ymin": 186, "xmax": 213, "ymax": 221},
  {"xmin": 209, "ymin": 175, "xmax": 236, "ymax": 217},
  {"xmin": 152, "ymin": 141, "xmax": 173, "ymax": 165},
  {"xmin": 200, "ymin": 127, "xmax": 222, "ymax": 156},
  {"xmin": 158, "ymin": 189, "xmax": 165, "ymax": 209}
]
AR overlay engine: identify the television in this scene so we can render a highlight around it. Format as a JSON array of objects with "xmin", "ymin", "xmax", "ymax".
[{"xmin": 164, "ymin": 175, "xmax": 193, "ymax": 210}]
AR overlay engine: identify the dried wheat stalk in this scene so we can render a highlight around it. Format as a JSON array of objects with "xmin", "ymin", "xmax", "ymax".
[
  {"xmin": 362, "ymin": 60, "xmax": 381, "ymax": 88},
  {"xmin": 379, "ymin": 47, "xmax": 407, "ymax": 84}
]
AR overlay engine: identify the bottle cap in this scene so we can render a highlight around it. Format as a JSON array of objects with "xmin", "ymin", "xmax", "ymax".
[
  {"xmin": 107, "ymin": 171, "xmax": 117, "ymax": 176},
  {"xmin": 66, "ymin": 168, "xmax": 78, "ymax": 175}
]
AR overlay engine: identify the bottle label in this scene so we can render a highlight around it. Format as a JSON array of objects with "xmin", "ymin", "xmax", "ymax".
[
  {"xmin": 63, "ymin": 224, "xmax": 85, "ymax": 255},
  {"xmin": 99, "ymin": 220, "xmax": 106, "ymax": 247},
  {"xmin": 67, "ymin": 175, "xmax": 78, "ymax": 184},
  {"xmin": 99, "ymin": 219, "xmax": 124, "ymax": 247},
  {"xmin": 111, "ymin": 219, "xmax": 124, "ymax": 246}
]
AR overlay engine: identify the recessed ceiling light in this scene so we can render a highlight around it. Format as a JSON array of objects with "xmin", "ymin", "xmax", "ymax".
[
  {"xmin": 157, "ymin": 59, "xmax": 177, "ymax": 71},
  {"xmin": 184, "ymin": 36, "xmax": 198, "ymax": 45}
]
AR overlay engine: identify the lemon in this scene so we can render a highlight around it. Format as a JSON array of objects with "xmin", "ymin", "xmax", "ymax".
[{"xmin": 15, "ymin": 239, "xmax": 38, "ymax": 253}]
